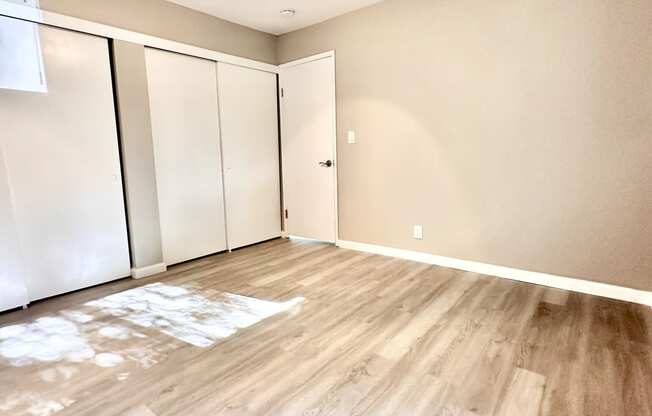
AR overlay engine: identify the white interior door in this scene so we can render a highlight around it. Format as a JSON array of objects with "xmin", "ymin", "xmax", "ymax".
[
  {"xmin": 280, "ymin": 55, "xmax": 337, "ymax": 242},
  {"xmin": 0, "ymin": 21, "xmax": 131, "ymax": 301},
  {"xmin": 145, "ymin": 48, "xmax": 227, "ymax": 265},
  {"xmin": 217, "ymin": 62, "xmax": 281, "ymax": 249}
]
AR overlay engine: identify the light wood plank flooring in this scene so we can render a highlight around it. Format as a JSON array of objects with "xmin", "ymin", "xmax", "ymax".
[{"xmin": 1, "ymin": 238, "xmax": 651, "ymax": 416}]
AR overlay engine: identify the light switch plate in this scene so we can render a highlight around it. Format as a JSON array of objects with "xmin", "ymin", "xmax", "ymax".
[
  {"xmin": 347, "ymin": 130, "xmax": 356, "ymax": 144},
  {"xmin": 413, "ymin": 225, "xmax": 423, "ymax": 240}
]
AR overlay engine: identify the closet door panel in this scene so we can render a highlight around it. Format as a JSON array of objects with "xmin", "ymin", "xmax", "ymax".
[
  {"xmin": 0, "ymin": 21, "xmax": 131, "ymax": 301},
  {"xmin": 145, "ymin": 48, "xmax": 227, "ymax": 265},
  {"xmin": 0, "ymin": 146, "xmax": 27, "ymax": 311},
  {"xmin": 218, "ymin": 63, "xmax": 281, "ymax": 249}
]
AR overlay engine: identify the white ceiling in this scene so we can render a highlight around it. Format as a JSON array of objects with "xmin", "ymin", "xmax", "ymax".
[{"xmin": 166, "ymin": 0, "xmax": 385, "ymax": 35}]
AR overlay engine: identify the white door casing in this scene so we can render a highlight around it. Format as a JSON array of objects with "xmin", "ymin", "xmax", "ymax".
[{"xmin": 280, "ymin": 53, "xmax": 337, "ymax": 243}]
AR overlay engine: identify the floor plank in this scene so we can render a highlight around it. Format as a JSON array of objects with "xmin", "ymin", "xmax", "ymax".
[{"xmin": 495, "ymin": 368, "xmax": 546, "ymax": 416}]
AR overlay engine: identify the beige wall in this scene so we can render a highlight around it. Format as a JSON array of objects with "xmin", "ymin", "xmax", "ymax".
[
  {"xmin": 111, "ymin": 41, "xmax": 164, "ymax": 269},
  {"xmin": 39, "ymin": 0, "xmax": 277, "ymax": 64},
  {"xmin": 278, "ymin": 0, "xmax": 652, "ymax": 290}
]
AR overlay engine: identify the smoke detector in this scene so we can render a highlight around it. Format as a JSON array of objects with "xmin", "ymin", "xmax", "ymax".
[{"xmin": 280, "ymin": 9, "xmax": 296, "ymax": 17}]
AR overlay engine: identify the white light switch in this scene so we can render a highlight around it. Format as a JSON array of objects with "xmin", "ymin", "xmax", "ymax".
[
  {"xmin": 413, "ymin": 225, "xmax": 423, "ymax": 240},
  {"xmin": 347, "ymin": 130, "xmax": 356, "ymax": 144}
]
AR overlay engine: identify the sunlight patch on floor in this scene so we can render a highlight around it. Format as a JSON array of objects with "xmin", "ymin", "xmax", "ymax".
[
  {"xmin": 0, "ymin": 317, "xmax": 95, "ymax": 367},
  {"xmin": 0, "ymin": 283, "xmax": 304, "ymax": 415},
  {"xmin": 85, "ymin": 283, "xmax": 304, "ymax": 347}
]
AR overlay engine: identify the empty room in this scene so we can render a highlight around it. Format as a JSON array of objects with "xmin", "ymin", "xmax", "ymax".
[{"xmin": 0, "ymin": 0, "xmax": 650, "ymax": 414}]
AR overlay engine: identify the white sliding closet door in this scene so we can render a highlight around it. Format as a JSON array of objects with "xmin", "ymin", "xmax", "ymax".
[
  {"xmin": 0, "ymin": 22, "xmax": 131, "ymax": 301},
  {"xmin": 145, "ymin": 48, "xmax": 227, "ymax": 265},
  {"xmin": 218, "ymin": 63, "xmax": 281, "ymax": 249},
  {"xmin": 0, "ymin": 145, "xmax": 27, "ymax": 311}
]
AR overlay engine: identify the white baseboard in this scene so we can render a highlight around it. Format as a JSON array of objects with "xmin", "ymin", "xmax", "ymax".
[
  {"xmin": 337, "ymin": 240, "xmax": 652, "ymax": 307},
  {"xmin": 131, "ymin": 262, "xmax": 167, "ymax": 279}
]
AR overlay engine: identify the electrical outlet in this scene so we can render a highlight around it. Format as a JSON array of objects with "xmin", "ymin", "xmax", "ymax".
[
  {"xmin": 347, "ymin": 130, "xmax": 356, "ymax": 144},
  {"xmin": 413, "ymin": 225, "xmax": 423, "ymax": 240}
]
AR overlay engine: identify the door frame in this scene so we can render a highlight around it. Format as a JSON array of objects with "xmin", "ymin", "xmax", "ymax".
[{"xmin": 279, "ymin": 50, "xmax": 338, "ymax": 244}]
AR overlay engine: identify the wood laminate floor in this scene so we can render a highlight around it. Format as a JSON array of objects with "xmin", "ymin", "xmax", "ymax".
[{"xmin": 0, "ymin": 238, "xmax": 650, "ymax": 416}]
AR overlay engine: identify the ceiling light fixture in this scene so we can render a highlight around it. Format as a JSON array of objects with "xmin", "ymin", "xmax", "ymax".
[{"xmin": 280, "ymin": 9, "xmax": 296, "ymax": 17}]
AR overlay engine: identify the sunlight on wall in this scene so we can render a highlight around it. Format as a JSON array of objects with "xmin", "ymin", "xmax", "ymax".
[{"xmin": 0, "ymin": 15, "xmax": 47, "ymax": 93}]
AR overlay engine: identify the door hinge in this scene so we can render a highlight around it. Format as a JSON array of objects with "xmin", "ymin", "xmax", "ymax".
[
  {"xmin": 280, "ymin": 88, "xmax": 284, "ymax": 98},
  {"xmin": 285, "ymin": 209, "xmax": 288, "ymax": 219}
]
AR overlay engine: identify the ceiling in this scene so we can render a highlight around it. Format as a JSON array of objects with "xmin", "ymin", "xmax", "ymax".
[{"xmin": 165, "ymin": 0, "xmax": 385, "ymax": 35}]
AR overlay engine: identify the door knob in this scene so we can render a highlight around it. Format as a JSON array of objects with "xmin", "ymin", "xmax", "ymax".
[{"xmin": 318, "ymin": 160, "xmax": 333, "ymax": 168}]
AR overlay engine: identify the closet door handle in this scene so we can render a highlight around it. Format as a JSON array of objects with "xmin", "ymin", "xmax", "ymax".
[{"xmin": 318, "ymin": 160, "xmax": 333, "ymax": 168}]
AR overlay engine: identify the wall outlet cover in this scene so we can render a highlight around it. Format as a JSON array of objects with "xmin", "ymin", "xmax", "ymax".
[{"xmin": 413, "ymin": 225, "xmax": 423, "ymax": 240}]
